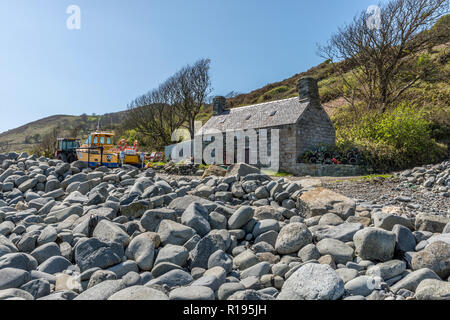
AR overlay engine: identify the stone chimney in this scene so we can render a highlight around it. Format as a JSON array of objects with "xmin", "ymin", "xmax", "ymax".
[
  {"xmin": 298, "ymin": 77, "xmax": 320, "ymax": 103},
  {"xmin": 213, "ymin": 96, "xmax": 226, "ymax": 116}
]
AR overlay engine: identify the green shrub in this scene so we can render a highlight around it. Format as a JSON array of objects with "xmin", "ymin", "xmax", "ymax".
[
  {"xmin": 333, "ymin": 103, "xmax": 448, "ymax": 172},
  {"xmin": 196, "ymin": 112, "xmax": 212, "ymax": 123},
  {"xmin": 257, "ymin": 86, "xmax": 289, "ymax": 103},
  {"xmin": 262, "ymin": 170, "xmax": 293, "ymax": 177},
  {"xmin": 318, "ymin": 76, "xmax": 342, "ymax": 102}
]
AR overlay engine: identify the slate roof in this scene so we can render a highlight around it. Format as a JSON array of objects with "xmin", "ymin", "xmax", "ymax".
[{"xmin": 198, "ymin": 97, "xmax": 309, "ymax": 133}]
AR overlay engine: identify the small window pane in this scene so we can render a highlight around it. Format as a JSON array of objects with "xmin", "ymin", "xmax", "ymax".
[
  {"xmin": 100, "ymin": 137, "xmax": 105, "ymax": 144},
  {"xmin": 107, "ymin": 137, "xmax": 111, "ymax": 145},
  {"xmin": 93, "ymin": 136, "xmax": 98, "ymax": 144}
]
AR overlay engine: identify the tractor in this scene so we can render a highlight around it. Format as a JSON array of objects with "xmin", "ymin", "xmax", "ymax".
[{"xmin": 55, "ymin": 138, "xmax": 80, "ymax": 163}]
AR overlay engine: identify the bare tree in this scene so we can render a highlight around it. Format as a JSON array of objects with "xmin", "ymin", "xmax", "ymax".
[
  {"xmin": 171, "ymin": 58, "xmax": 213, "ymax": 139},
  {"xmin": 125, "ymin": 80, "xmax": 186, "ymax": 150},
  {"xmin": 125, "ymin": 58, "xmax": 212, "ymax": 150},
  {"xmin": 319, "ymin": 0, "xmax": 449, "ymax": 112}
]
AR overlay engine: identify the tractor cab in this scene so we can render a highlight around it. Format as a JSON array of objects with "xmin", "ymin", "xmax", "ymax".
[
  {"xmin": 83, "ymin": 132, "xmax": 114, "ymax": 149},
  {"xmin": 55, "ymin": 138, "xmax": 80, "ymax": 163}
]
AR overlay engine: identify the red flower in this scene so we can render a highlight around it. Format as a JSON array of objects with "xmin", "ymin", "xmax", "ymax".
[{"xmin": 332, "ymin": 158, "xmax": 341, "ymax": 165}]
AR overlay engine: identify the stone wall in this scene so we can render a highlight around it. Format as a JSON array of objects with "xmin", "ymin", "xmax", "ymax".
[
  {"xmin": 200, "ymin": 95, "xmax": 336, "ymax": 175},
  {"xmin": 289, "ymin": 163, "xmax": 368, "ymax": 177},
  {"xmin": 199, "ymin": 77, "xmax": 337, "ymax": 175},
  {"xmin": 295, "ymin": 102, "xmax": 336, "ymax": 161},
  {"xmin": 278, "ymin": 125, "xmax": 296, "ymax": 171},
  {"xmin": 277, "ymin": 100, "xmax": 336, "ymax": 172},
  {"xmin": 200, "ymin": 118, "xmax": 338, "ymax": 175}
]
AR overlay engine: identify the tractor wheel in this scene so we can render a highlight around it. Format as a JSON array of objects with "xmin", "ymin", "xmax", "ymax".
[
  {"xmin": 58, "ymin": 153, "xmax": 68, "ymax": 163},
  {"xmin": 67, "ymin": 153, "xmax": 77, "ymax": 163}
]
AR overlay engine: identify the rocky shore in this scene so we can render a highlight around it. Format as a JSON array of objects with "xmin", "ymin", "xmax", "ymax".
[
  {"xmin": 324, "ymin": 161, "xmax": 450, "ymax": 217},
  {"xmin": 0, "ymin": 152, "xmax": 449, "ymax": 300}
]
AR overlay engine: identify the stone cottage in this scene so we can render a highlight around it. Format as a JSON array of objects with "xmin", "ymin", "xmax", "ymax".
[{"xmin": 197, "ymin": 77, "xmax": 336, "ymax": 173}]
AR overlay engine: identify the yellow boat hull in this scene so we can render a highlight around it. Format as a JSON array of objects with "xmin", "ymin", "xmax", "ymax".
[
  {"xmin": 76, "ymin": 131, "xmax": 144, "ymax": 168},
  {"xmin": 76, "ymin": 150, "xmax": 121, "ymax": 168}
]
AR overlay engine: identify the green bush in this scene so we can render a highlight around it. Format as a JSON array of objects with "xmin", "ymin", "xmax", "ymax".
[
  {"xmin": 318, "ymin": 76, "xmax": 342, "ymax": 102},
  {"xmin": 334, "ymin": 103, "xmax": 448, "ymax": 172},
  {"xmin": 257, "ymin": 86, "xmax": 289, "ymax": 103}
]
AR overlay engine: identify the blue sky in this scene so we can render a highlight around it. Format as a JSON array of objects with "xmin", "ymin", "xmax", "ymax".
[{"xmin": 0, "ymin": 0, "xmax": 380, "ymax": 133}]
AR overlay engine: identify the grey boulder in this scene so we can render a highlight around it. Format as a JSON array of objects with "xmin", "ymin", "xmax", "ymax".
[
  {"xmin": 157, "ymin": 220, "xmax": 196, "ymax": 246},
  {"xmin": 181, "ymin": 202, "xmax": 211, "ymax": 237},
  {"xmin": 353, "ymin": 228, "xmax": 396, "ymax": 262},
  {"xmin": 108, "ymin": 285, "xmax": 169, "ymax": 300},
  {"xmin": 390, "ymin": 268, "xmax": 441, "ymax": 293},
  {"xmin": 147, "ymin": 269, "xmax": 193, "ymax": 289},
  {"xmin": 316, "ymin": 238, "xmax": 354, "ymax": 265},
  {"xmin": 0, "ymin": 268, "xmax": 31, "ymax": 290},
  {"xmin": 169, "ymin": 285, "xmax": 214, "ymax": 300},
  {"xmin": 277, "ymin": 263, "xmax": 344, "ymax": 300},
  {"xmin": 275, "ymin": 223, "xmax": 312, "ymax": 254},
  {"xmin": 228, "ymin": 206, "xmax": 254, "ymax": 229},
  {"xmin": 37, "ymin": 256, "xmax": 72, "ymax": 274},
  {"xmin": 0, "ymin": 253, "xmax": 38, "ymax": 271},
  {"xmin": 74, "ymin": 238, "xmax": 123, "ymax": 272},
  {"xmin": 125, "ymin": 233, "xmax": 156, "ymax": 271},
  {"xmin": 414, "ymin": 279, "xmax": 450, "ymax": 300}
]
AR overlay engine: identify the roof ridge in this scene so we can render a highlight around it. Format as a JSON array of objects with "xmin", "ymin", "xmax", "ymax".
[
  {"xmin": 225, "ymin": 96, "xmax": 299, "ymax": 113},
  {"xmin": 199, "ymin": 96, "xmax": 310, "ymax": 132}
]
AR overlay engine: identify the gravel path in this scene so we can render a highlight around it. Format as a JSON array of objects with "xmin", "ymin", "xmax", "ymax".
[{"xmin": 323, "ymin": 178, "xmax": 450, "ymax": 217}]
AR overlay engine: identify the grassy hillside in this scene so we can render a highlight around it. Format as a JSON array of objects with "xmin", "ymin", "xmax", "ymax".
[
  {"xmin": 192, "ymin": 61, "xmax": 345, "ymax": 127},
  {"xmin": 2, "ymin": 16, "xmax": 448, "ymax": 168},
  {"xmin": 226, "ymin": 15, "xmax": 450, "ymax": 121},
  {"xmin": 224, "ymin": 40, "xmax": 449, "ymax": 171},
  {"xmin": 0, "ymin": 111, "xmax": 127, "ymax": 153},
  {"xmin": 226, "ymin": 61, "xmax": 337, "ymax": 108},
  {"xmin": 2, "ymin": 42, "xmax": 447, "ymax": 157},
  {"xmin": 227, "ymin": 45, "xmax": 449, "ymax": 119}
]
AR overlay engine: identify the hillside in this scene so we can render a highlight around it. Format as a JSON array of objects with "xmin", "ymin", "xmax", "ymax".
[
  {"xmin": 2, "ymin": 42, "xmax": 447, "ymax": 154},
  {"xmin": 228, "ymin": 45, "xmax": 448, "ymax": 115},
  {"xmin": 2, "ymin": 16, "xmax": 448, "ymax": 158},
  {"xmin": 227, "ymin": 15, "xmax": 450, "ymax": 113},
  {"xmin": 0, "ymin": 111, "xmax": 127, "ymax": 153}
]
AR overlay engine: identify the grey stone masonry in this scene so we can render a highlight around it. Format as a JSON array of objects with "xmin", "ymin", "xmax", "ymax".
[
  {"xmin": 199, "ymin": 77, "xmax": 336, "ymax": 175},
  {"xmin": 298, "ymin": 76, "xmax": 320, "ymax": 103},
  {"xmin": 213, "ymin": 96, "xmax": 227, "ymax": 116}
]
